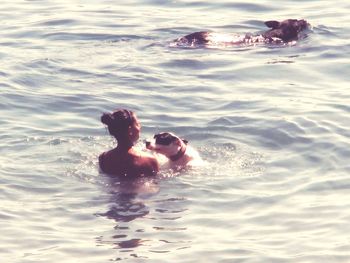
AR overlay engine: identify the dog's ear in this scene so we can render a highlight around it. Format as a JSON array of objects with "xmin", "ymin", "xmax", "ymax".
[
  {"xmin": 265, "ymin": 20, "xmax": 280, "ymax": 29},
  {"xmin": 182, "ymin": 139, "xmax": 188, "ymax": 145}
]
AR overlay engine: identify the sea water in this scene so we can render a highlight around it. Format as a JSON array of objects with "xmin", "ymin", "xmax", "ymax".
[{"xmin": 1, "ymin": 0, "xmax": 350, "ymax": 262}]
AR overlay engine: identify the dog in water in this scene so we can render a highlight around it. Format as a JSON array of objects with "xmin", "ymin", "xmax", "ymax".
[
  {"xmin": 173, "ymin": 19, "xmax": 309, "ymax": 47},
  {"xmin": 146, "ymin": 132, "xmax": 202, "ymax": 169}
]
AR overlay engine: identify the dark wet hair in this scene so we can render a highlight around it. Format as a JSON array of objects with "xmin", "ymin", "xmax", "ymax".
[{"xmin": 101, "ymin": 109, "xmax": 135, "ymax": 140}]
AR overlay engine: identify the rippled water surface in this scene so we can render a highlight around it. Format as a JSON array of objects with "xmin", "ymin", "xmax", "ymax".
[{"xmin": 1, "ymin": 0, "xmax": 350, "ymax": 262}]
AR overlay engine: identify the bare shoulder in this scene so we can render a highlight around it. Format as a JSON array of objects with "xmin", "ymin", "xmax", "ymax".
[{"xmin": 138, "ymin": 151, "xmax": 159, "ymax": 172}]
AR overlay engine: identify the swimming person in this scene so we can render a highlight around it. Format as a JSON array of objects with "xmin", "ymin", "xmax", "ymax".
[{"xmin": 99, "ymin": 109, "xmax": 159, "ymax": 178}]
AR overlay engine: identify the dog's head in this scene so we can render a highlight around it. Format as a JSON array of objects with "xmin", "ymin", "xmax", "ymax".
[
  {"xmin": 146, "ymin": 132, "xmax": 188, "ymax": 161},
  {"xmin": 263, "ymin": 19, "xmax": 309, "ymax": 42}
]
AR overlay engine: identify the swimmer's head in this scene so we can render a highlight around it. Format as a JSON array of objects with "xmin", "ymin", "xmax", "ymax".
[{"xmin": 101, "ymin": 109, "xmax": 140, "ymax": 144}]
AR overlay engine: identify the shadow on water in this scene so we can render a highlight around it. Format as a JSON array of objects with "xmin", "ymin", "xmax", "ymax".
[
  {"xmin": 98, "ymin": 191, "xmax": 149, "ymax": 223},
  {"xmin": 93, "ymin": 170, "xmax": 193, "ymax": 260},
  {"xmin": 95, "ymin": 176, "xmax": 159, "ymax": 253},
  {"xmin": 97, "ymin": 176, "xmax": 159, "ymax": 222}
]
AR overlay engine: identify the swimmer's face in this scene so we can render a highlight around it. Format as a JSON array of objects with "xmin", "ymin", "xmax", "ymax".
[{"xmin": 129, "ymin": 114, "xmax": 141, "ymax": 143}]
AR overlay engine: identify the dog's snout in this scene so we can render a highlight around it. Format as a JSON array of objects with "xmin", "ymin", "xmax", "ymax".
[{"xmin": 145, "ymin": 141, "xmax": 151, "ymax": 147}]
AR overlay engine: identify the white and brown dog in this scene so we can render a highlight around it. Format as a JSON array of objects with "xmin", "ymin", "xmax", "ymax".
[{"xmin": 145, "ymin": 132, "xmax": 202, "ymax": 169}]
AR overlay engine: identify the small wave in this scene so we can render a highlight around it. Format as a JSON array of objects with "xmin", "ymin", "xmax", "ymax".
[
  {"xmin": 34, "ymin": 19, "xmax": 78, "ymax": 27},
  {"xmin": 43, "ymin": 32, "xmax": 148, "ymax": 42}
]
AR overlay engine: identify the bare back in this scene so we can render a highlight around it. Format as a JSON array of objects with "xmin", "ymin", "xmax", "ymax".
[{"xmin": 99, "ymin": 147, "xmax": 158, "ymax": 178}]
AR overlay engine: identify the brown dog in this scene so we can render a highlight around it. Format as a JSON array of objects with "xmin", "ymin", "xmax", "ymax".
[{"xmin": 173, "ymin": 19, "xmax": 309, "ymax": 47}]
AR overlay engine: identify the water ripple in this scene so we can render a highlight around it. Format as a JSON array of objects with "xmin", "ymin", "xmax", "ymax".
[{"xmin": 2, "ymin": 0, "xmax": 350, "ymax": 262}]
